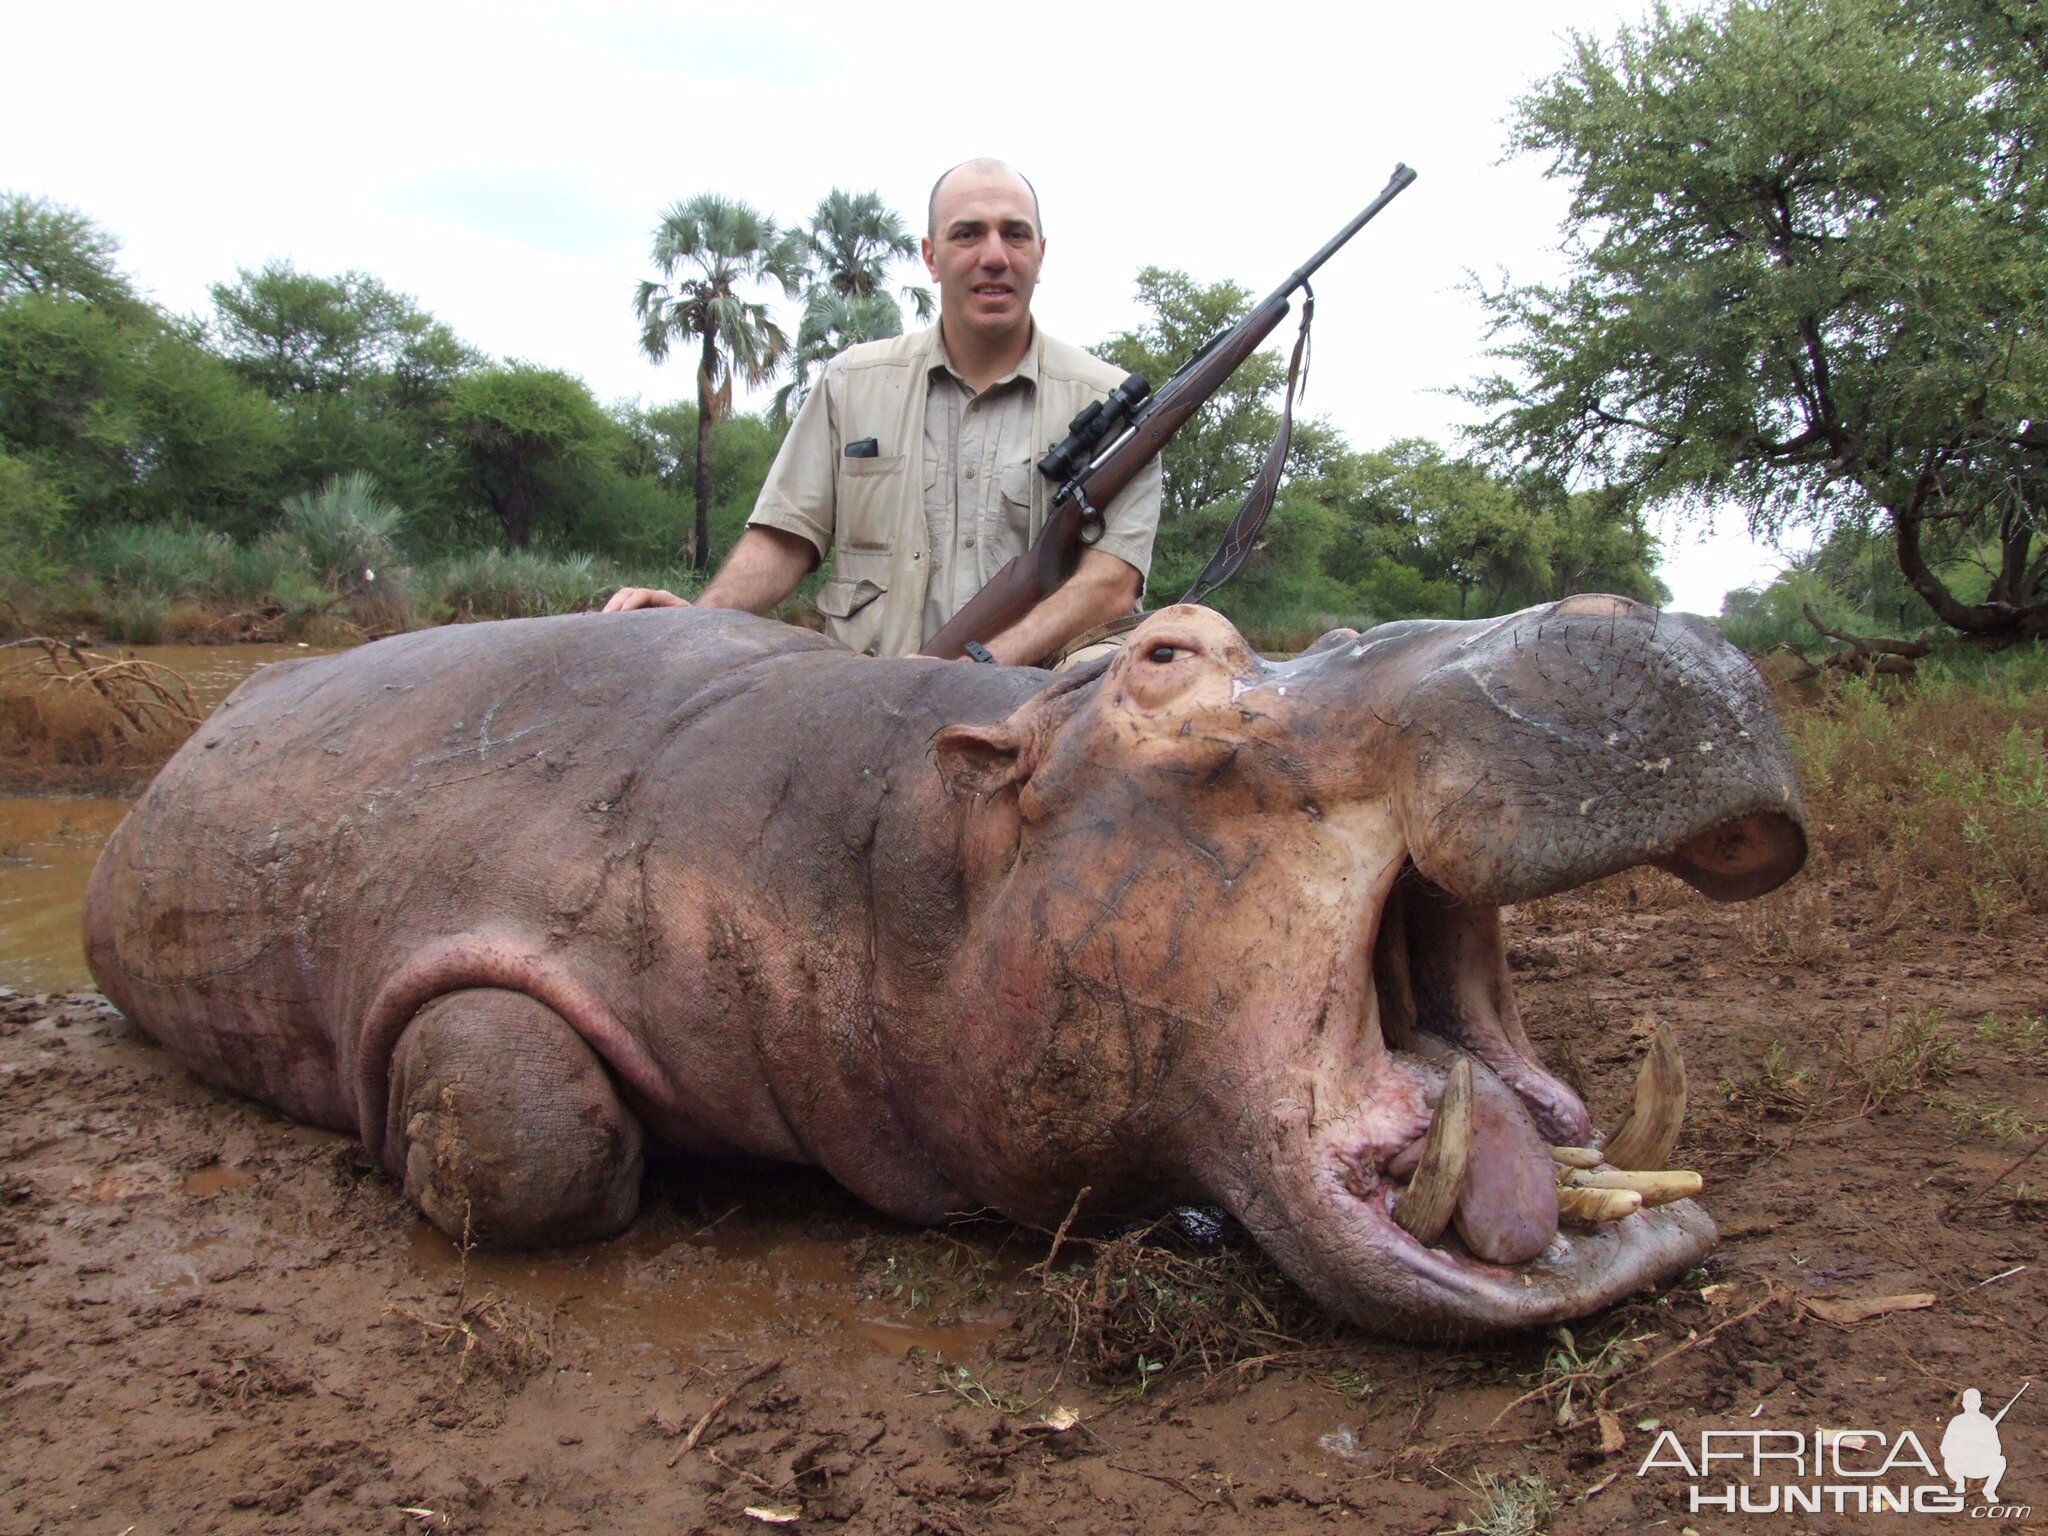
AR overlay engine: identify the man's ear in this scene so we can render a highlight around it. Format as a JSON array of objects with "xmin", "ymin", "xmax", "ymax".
[{"xmin": 933, "ymin": 723, "xmax": 1026, "ymax": 800}]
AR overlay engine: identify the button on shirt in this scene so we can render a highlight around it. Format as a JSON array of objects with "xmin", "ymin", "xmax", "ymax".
[{"xmin": 921, "ymin": 342, "xmax": 1046, "ymax": 647}]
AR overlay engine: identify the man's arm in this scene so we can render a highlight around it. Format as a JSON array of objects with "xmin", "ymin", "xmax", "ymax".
[
  {"xmin": 602, "ymin": 527, "xmax": 819, "ymax": 615},
  {"xmin": 947, "ymin": 548, "xmax": 1142, "ymax": 666}
]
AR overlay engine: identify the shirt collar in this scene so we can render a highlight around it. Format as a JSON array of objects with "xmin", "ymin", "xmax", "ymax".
[{"xmin": 931, "ymin": 324, "xmax": 1040, "ymax": 395}]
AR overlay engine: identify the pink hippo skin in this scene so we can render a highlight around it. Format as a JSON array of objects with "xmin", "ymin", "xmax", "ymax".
[{"xmin": 84, "ymin": 598, "xmax": 1805, "ymax": 1341}]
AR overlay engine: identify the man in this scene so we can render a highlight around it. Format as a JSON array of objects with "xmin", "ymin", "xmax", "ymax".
[{"xmin": 604, "ymin": 159, "xmax": 1162, "ymax": 665}]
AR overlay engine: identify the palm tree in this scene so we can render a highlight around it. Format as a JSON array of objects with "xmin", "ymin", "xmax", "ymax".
[
  {"xmin": 634, "ymin": 194, "xmax": 804, "ymax": 571},
  {"xmin": 771, "ymin": 190, "xmax": 934, "ymax": 423},
  {"xmin": 799, "ymin": 189, "xmax": 933, "ymax": 321},
  {"xmin": 770, "ymin": 289, "xmax": 907, "ymax": 426}
]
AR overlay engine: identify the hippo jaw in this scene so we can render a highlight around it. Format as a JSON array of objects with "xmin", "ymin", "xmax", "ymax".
[{"xmin": 934, "ymin": 597, "xmax": 1806, "ymax": 1342}]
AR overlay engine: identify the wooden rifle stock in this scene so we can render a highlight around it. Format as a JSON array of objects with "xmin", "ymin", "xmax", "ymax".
[{"xmin": 923, "ymin": 164, "xmax": 1416, "ymax": 662}]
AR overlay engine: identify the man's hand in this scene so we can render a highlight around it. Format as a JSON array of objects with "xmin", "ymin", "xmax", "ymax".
[
  {"xmin": 603, "ymin": 587, "xmax": 690, "ymax": 612},
  {"xmin": 922, "ymin": 549, "xmax": 1141, "ymax": 666},
  {"xmin": 603, "ymin": 529, "xmax": 820, "ymax": 618}
]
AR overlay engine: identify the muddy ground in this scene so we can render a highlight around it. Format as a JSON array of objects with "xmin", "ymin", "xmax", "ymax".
[{"xmin": 3, "ymin": 875, "xmax": 2044, "ymax": 1535}]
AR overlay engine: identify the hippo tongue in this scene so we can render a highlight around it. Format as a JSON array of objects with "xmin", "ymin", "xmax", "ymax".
[{"xmin": 1451, "ymin": 1055, "xmax": 1560, "ymax": 1266}]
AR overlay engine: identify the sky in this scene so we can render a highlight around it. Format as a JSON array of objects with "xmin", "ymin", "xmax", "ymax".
[{"xmin": 1, "ymin": 0, "xmax": 1806, "ymax": 614}]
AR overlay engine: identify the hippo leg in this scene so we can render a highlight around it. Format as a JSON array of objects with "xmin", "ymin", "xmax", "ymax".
[{"xmin": 385, "ymin": 988, "xmax": 644, "ymax": 1248}]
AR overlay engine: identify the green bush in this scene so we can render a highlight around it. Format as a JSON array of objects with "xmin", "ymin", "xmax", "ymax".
[
  {"xmin": 418, "ymin": 548, "xmax": 681, "ymax": 621},
  {"xmin": 275, "ymin": 471, "xmax": 406, "ymax": 595},
  {"xmin": 0, "ymin": 447, "xmax": 66, "ymax": 585},
  {"xmin": 85, "ymin": 522, "xmax": 284, "ymax": 605}
]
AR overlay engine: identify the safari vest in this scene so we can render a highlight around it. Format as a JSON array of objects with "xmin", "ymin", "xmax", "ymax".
[{"xmin": 811, "ymin": 328, "xmax": 1127, "ymax": 658}]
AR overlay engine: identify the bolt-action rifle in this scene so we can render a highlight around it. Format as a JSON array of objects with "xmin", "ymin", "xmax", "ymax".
[{"xmin": 922, "ymin": 163, "xmax": 1417, "ymax": 662}]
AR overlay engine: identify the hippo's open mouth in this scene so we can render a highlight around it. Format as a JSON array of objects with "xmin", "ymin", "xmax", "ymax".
[{"xmin": 1285, "ymin": 808, "xmax": 1802, "ymax": 1332}]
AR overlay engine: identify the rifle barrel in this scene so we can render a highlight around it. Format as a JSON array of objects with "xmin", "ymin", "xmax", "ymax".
[{"xmin": 1257, "ymin": 163, "xmax": 1416, "ymax": 313}]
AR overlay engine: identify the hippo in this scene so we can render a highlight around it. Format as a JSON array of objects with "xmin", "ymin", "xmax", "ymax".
[{"xmin": 83, "ymin": 596, "xmax": 1805, "ymax": 1341}]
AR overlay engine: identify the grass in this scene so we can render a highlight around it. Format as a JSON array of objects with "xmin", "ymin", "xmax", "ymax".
[
  {"xmin": 1436, "ymin": 1470, "xmax": 1557, "ymax": 1536},
  {"xmin": 1024, "ymin": 1215, "xmax": 1334, "ymax": 1390},
  {"xmin": 857, "ymin": 1232, "xmax": 998, "ymax": 1313},
  {"xmin": 1780, "ymin": 660, "xmax": 2048, "ymax": 928}
]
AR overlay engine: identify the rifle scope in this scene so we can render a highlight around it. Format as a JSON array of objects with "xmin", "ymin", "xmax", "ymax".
[{"xmin": 1038, "ymin": 372, "xmax": 1151, "ymax": 481}]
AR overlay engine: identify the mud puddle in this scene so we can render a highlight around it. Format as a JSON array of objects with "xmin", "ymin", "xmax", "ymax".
[
  {"xmin": 0, "ymin": 796, "xmax": 132, "ymax": 992},
  {"xmin": 0, "ymin": 643, "xmax": 331, "ymax": 993},
  {"xmin": 403, "ymin": 1195, "xmax": 1005, "ymax": 1368}
]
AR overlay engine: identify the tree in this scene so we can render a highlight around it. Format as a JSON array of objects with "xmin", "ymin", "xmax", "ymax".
[
  {"xmin": 1097, "ymin": 268, "xmax": 1343, "ymax": 527},
  {"xmin": 0, "ymin": 291, "xmax": 283, "ymax": 535},
  {"xmin": 797, "ymin": 189, "xmax": 933, "ymax": 321},
  {"xmin": 770, "ymin": 289, "xmax": 905, "ymax": 425},
  {"xmin": 0, "ymin": 193, "xmax": 136, "ymax": 309},
  {"xmin": 1469, "ymin": 0, "xmax": 2048, "ymax": 639},
  {"xmin": 633, "ymin": 195, "xmax": 804, "ymax": 571},
  {"xmin": 450, "ymin": 364, "xmax": 615, "ymax": 548},
  {"xmin": 211, "ymin": 262, "xmax": 476, "ymax": 401},
  {"xmin": 209, "ymin": 261, "xmax": 478, "ymax": 515}
]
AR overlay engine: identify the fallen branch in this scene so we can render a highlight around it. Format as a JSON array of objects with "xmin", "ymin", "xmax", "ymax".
[
  {"xmin": 1771, "ymin": 605, "xmax": 1935, "ymax": 680},
  {"xmin": 668, "ymin": 1356, "xmax": 784, "ymax": 1467}
]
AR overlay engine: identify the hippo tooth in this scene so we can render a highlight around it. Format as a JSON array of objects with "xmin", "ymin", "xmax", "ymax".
[
  {"xmin": 1557, "ymin": 1186, "xmax": 1644, "ymax": 1224},
  {"xmin": 1392, "ymin": 1057, "xmax": 1473, "ymax": 1247},
  {"xmin": 1547, "ymin": 1145, "xmax": 1604, "ymax": 1169},
  {"xmin": 1603, "ymin": 1021, "xmax": 1688, "ymax": 1172},
  {"xmin": 1561, "ymin": 1168, "xmax": 1702, "ymax": 1207},
  {"xmin": 1370, "ymin": 892, "xmax": 1418, "ymax": 1051}
]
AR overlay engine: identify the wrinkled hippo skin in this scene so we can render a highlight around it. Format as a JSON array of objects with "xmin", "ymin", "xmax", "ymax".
[{"xmin": 84, "ymin": 597, "xmax": 1805, "ymax": 1340}]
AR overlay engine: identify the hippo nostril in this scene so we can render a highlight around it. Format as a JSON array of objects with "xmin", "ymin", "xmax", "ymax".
[{"xmin": 1655, "ymin": 810, "xmax": 1807, "ymax": 901}]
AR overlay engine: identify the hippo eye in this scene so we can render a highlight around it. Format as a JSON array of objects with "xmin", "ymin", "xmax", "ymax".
[{"xmin": 1147, "ymin": 645, "xmax": 1179, "ymax": 664}]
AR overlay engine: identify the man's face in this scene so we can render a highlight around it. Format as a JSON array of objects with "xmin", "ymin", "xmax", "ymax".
[{"xmin": 921, "ymin": 165, "xmax": 1045, "ymax": 354}]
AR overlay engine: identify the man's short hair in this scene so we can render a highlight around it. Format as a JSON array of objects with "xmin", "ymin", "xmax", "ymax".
[{"xmin": 927, "ymin": 159, "xmax": 1043, "ymax": 239}]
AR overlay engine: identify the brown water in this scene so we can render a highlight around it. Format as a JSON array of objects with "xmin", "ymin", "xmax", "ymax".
[
  {"xmin": 404, "ymin": 1203, "xmax": 1005, "ymax": 1366},
  {"xmin": 0, "ymin": 643, "xmax": 326, "ymax": 993}
]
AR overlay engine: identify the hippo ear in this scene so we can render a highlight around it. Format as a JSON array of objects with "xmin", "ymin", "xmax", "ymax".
[{"xmin": 933, "ymin": 723, "xmax": 1028, "ymax": 800}]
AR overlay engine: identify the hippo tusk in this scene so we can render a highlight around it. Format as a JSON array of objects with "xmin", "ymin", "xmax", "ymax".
[
  {"xmin": 1562, "ymin": 1168, "xmax": 1702, "ymax": 1207},
  {"xmin": 1557, "ymin": 1186, "xmax": 1644, "ymax": 1224},
  {"xmin": 1547, "ymin": 1145, "xmax": 1604, "ymax": 1169},
  {"xmin": 1603, "ymin": 1021, "xmax": 1687, "ymax": 1171},
  {"xmin": 1372, "ymin": 891, "xmax": 1418, "ymax": 1051},
  {"xmin": 1392, "ymin": 1057, "xmax": 1473, "ymax": 1246}
]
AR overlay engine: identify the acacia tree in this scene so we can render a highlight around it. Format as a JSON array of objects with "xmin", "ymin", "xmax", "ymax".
[
  {"xmin": 634, "ymin": 195, "xmax": 803, "ymax": 570},
  {"xmin": 1470, "ymin": 0, "xmax": 2047, "ymax": 638},
  {"xmin": 1098, "ymin": 267, "xmax": 1344, "ymax": 525},
  {"xmin": 450, "ymin": 364, "xmax": 613, "ymax": 549},
  {"xmin": 0, "ymin": 193, "xmax": 137, "ymax": 309}
]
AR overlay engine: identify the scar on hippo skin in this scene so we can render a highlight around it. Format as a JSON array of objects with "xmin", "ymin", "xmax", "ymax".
[{"xmin": 87, "ymin": 597, "xmax": 1807, "ymax": 1341}]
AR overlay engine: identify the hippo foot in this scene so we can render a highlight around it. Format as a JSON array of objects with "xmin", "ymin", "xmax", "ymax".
[{"xmin": 385, "ymin": 988, "xmax": 645, "ymax": 1248}]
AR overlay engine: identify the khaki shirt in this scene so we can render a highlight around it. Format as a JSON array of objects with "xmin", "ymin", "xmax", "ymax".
[{"xmin": 749, "ymin": 326, "xmax": 1162, "ymax": 658}]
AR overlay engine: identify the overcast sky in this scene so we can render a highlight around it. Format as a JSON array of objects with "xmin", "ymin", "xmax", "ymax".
[{"xmin": 3, "ymin": 0, "xmax": 1804, "ymax": 613}]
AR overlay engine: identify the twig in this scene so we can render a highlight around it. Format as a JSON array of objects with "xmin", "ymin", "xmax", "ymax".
[
  {"xmin": 1036, "ymin": 1185, "xmax": 1091, "ymax": 1276},
  {"xmin": 667, "ymin": 1356, "xmax": 784, "ymax": 1467},
  {"xmin": 703, "ymin": 1445, "xmax": 789, "ymax": 1493},
  {"xmin": 1105, "ymin": 1461, "xmax": 1216, "ymax": 1507},
  {"xmin": 1602, "ymin": 1289, "xmax": 1786, "ymax": 1401},
  {"xmin": 1944, "ymin": 1134, "xmax": 2048, "ymax": 1222}
]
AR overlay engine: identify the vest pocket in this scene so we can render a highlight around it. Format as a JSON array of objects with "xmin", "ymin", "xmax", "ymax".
[
  {"xmin": 817, "ymin": 546, "xmax": 892, "ymax": 657},
  {"xmin": 836, "ymin": 453, "xmax": 908, "ymax": 550}
]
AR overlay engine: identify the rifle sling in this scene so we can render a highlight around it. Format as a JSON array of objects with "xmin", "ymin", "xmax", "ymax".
[{"xmin": 1178, "ymin": 288, "xmax": 1315, "ymax": 607}]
